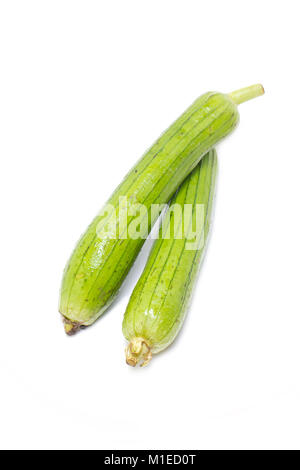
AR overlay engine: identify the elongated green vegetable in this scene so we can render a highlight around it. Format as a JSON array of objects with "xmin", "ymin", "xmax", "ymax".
[
  {"xmin": 59, "ymin": 85, "xmax": 264, "ymax": 334},
  {"xmin": 122, "ymin": 149, "xmax": 217, "ymax": 366}
]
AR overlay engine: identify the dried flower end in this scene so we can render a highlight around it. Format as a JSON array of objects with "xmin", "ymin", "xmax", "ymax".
[{"xmin": 125, "ymin": 337, "xmax": 152, "ymax": 367}]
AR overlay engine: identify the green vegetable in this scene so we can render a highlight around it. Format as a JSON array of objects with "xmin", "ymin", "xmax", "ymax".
[
  {"xmin": 59, "ymin": 85, "xmax": 264, "ymax": 334},
  {"xmin": 123, "ymin": 149, "xmax": 217, "ymax": 366}
]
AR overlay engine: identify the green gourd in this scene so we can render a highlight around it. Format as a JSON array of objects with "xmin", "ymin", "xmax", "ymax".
[
  {"xmin": 59, "ymin": 85, "xmax": 264, "ymax": 334},
  {"xmin": 123, "ymin": 149, "xmax": 217, "ymax": 366}
]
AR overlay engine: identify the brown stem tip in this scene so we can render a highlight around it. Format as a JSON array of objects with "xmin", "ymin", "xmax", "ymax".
[{"xmin": 63, "ymin": 318, "xmax": 82, "ymax": 336}]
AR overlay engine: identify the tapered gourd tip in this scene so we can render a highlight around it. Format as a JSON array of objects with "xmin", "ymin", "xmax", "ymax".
[
  {"xmin": 63, "ymin": 318, "xmax": 81, "ymax": 336},
  {"xmin": 125, "ymin": 337, "xmax": 152, "ymax": 367},
  {"xmin": 229, "ymin": 84, "xmax": 265, "ymax": 105}
]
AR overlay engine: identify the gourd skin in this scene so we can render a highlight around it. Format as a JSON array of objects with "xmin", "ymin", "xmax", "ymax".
[
  {"xmin": 59, "ymin": 93, "xmax": 238, "ymax": 332},
  {"xmin": 122, "ymin": 149, "xmax": 217, "ymax": 365}
]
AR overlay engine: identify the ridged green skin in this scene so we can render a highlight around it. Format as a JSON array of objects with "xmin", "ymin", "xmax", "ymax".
[
  {"xmin": 59, "ymin": 93, "xmax": 238, "ymax": 328},
  {"xmin": 122, "ymin": 149, "xmax": 217, "ymax": 354}
]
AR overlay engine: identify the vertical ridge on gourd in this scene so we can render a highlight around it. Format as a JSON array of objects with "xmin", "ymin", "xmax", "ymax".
[
  {"xmin": 123, "ymin": 149, "xmax": 218, "ymax": 366},
  {"xmin": 59, "ymin": 85, "xmax": 264, "ymax": 334}
]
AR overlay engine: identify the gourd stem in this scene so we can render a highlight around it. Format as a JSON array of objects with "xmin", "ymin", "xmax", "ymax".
[{"xmin": 229, "ymin": 84, "xmax": 264, "ymax": 105}]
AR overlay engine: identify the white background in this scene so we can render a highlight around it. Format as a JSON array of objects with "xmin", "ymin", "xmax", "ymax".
[{"xmin": 0, "ymin": 0, "xmax": 299, "ymax": 450}]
